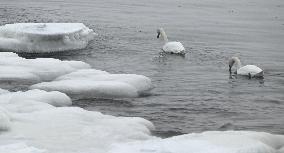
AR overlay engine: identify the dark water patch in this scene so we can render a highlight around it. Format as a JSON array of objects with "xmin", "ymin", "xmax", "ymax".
[
  {"xmin": 0, "ymin": 80, "xmax": 34, "ymax": 91},
  {"xmin": 72, "ymin": 97, "xmax": 134, "ymax": 108},
  {"xmin": 218, "ymin": 123, "xmax": 236, "ymax": 131},
  {"xmin": 152, "ymin": 130, "xmax": 186, "ymax": 138},
  {"xmin": 1, "ymin": 0, "xmax": 284, "ymax": 135}
]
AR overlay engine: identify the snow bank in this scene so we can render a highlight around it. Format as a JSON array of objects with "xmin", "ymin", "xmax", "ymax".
[
  {"xmin": 30, "ymin": 69, "xmax": 153, "ymax": 98},
  {"xmin": 0, "ymin": 52, "xmax": 90, "ymax": 83},
  {"xmin": 0, "ymin": 23, "xmax": 96, "ymax": 53},
  {"xmin": 109, "ymin": 131, "xmax": 284, "ymax": 153}
]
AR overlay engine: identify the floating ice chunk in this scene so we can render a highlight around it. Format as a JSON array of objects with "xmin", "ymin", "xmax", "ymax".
[
  {"xmin": 0, "ymin": 89, "xmax": 71, "ymax": 113},
  {"xmin": 0, "ymin": 23, "xmax": 96, "ymax": 53},
  {"xmin": 109, "ymin": 131, "xmax": 284, "ymax": 153},
  {"xmin": 31, "ymin": 69, "xmax": 153, "ymax": 98},
  {"xmin": 0, "ymin": 52, "xmax": 90, "ymax": 83}
]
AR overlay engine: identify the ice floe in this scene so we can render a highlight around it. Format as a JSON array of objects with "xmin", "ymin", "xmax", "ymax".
[
  {"xmin": 30, "ymin": 69, "xmax": 153, "ymax": 98},
  {"xmin": 0, "ymin": 23, "xmax": 96, "ymax": 53},
  {"xmin": 0, "ymin": 52, "xmax": 152, "ymax": 98},
  {"xmin": 0, "ymin": 52, "xmax": 90, "ymax": 83}
]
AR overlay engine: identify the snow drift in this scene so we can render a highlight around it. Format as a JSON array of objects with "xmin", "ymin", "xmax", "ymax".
[{"xmin": 0, "ymin": 23, "xmax": 96, "ymax": 53}]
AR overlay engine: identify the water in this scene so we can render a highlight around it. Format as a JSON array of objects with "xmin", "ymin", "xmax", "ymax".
[{"xmin": 1, "ymin": 0, "xmax": 284, "ymax": 137}]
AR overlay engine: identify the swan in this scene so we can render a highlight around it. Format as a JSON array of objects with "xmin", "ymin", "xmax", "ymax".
[
  {"xmin": 229, "ymin": 57, "xmax": 264, "ymax": 78},
  {"xmin": 156, "ymin": 28, "xmax": 185, "ymax": 55}
]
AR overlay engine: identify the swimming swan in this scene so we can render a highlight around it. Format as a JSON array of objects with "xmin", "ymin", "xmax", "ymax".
[
  {"xmin": 157, "ymin": 28, "xmax": 185, "ymax": 54},
  {"xmin": 229, "ymin": 57, "xmax": 263, "ymax": 78}
]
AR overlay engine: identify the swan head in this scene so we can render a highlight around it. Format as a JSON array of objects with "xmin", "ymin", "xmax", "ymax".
[{"xmin": 229, "ymin": 57, "xmax": 241, "ymax": 74}]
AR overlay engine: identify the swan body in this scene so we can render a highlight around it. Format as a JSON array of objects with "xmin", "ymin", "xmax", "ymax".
[
  {"xmin": 157, "ymin": 28, "xmax": 185, "ymax": 54},
  {"xmin": 162, "ymin": 41, "xmax": 185, "ymax": 54},
  {"xmin": 229, "ymin": 57, "xmax": 263, "ymax": 78}
]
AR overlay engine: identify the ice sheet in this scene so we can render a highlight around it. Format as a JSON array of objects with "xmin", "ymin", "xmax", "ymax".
[
  {"xmin": 0, "ymin": 23, "xmax": 96, "ymax": 52},
  {"xmin": 0, "ymin": 52, "xmax": 90, "ymax": 83},
  {"xmin": 30, "ymin": 69, "xmax": 153, "ymax": 98}
]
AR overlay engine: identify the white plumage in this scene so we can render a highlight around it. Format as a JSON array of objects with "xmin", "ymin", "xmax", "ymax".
[
  {"xmin": 229, "ymin": 57, "xmax": 263, "ymax": 78},
  {"xmin": 157, "ymin": 28, "xmax": 185, "ymax": 54}
]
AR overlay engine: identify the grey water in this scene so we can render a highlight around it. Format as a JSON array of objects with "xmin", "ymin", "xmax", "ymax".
[{"xmin": 1, "ymin": 0, "xmax": 284, "ymax": 137}]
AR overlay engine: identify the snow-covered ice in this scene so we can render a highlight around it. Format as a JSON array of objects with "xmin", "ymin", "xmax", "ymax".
[
  {"xmin": 0, "ymin": 23, "xmax": 96, "ymax": 53},
  {"xmin": 0, "ymin": 89, "xmax": 154, "ymax": 153},
  {"xmin": 109, "ymin": 131, "xmax": 284, "ymax": 153},
  {"xmin": 0, "ymin": 88, "xmax": 284, "ymax": 153},
  {"xmin": 30, "ymin": 69, "xmax": 153, "ymax": 98},
  {"xmin": 0, "ymin": 52, "xmax": 153, "ymax": 98},
  {"xmin": 0, "ymin": 89, "xmax": 71, "ymax": 113},
  {"xmin": 0, "ymin": 52, "xmax": 90, "ymax": 83}
]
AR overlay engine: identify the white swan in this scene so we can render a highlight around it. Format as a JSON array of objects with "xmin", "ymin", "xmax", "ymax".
[
  {"xmin": 157, "ymin": 28, "xmax": 185, "ymax": 55},
  {"xmin": 229, "ymin": 57, "xmax": 264, "ymax": 78}
]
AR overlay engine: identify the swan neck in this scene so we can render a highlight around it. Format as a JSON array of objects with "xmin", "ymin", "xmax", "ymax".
[
  {"xmin": 160, "ymin": 30, "xmax": 168, "ymax": 43},
  {"xmin": 235, "ymin": 59, "xmax": 242, "ymax": 69}
]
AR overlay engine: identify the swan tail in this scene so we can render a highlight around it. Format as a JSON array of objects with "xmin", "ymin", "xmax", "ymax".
[{"xmin": 254, "ymin": 71, "xmax": 264, "ymax": 78}]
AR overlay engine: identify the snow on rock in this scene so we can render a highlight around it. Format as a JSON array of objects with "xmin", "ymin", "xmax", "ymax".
[
  {"xmin": 30, "ymin": 69, "xmax": 153, "ymax": 98},
  {"xmin": 0, "ymin": 52, "xmax": 90, "ymax": 83},
  {"xmin": 109, "ymin": 131, "xmax": 284, "ymax": 153},
  {"xmin": 0, "ymin": 23, "xmax": 96, "ymax": 53}
]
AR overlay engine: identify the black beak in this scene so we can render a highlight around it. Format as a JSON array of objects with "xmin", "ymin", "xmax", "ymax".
[
  {"xmin": 157, "ymin": 33, "xmax": 160, "ymax": 38},
  {"xmin": 229, "ymin": 65, "xmax": 232, "ymax": 74}
]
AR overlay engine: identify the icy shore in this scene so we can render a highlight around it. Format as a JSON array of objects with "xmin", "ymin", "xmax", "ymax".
[
  {"xmin": 0, "ymin": 89, "xmax": 284, "ymax": 153},
  {"xmin": 0, "ymin": 52, "xmax": 153, "ymax": 98}
]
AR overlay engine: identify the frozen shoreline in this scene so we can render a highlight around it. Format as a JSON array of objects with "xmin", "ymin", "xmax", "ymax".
[{"xmin": 0, "ymin": 52, "xmax": 284, "ymax": 153}]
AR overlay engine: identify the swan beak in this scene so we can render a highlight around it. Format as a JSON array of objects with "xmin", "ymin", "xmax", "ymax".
[
  {"xmin": 157, "ymin": 32, "xmax": 160, "ymax": 38},
  {"xmin": 229, "ymin": 66, "xmax": 232, "ymax": 74}
]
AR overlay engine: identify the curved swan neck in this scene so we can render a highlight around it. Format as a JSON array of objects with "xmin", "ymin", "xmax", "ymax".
[
  {"xmin": 234, "ymin": 58, "xmax": 242, "ymax": 69},
  {"xmin": 159, "ymin": 29, "xmax": 168, "ymax": 43}
]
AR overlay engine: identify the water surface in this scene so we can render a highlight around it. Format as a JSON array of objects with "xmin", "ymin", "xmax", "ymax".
[{"xmin": 1, "ymin": 0, "xmax": 284, "ymax": 137}]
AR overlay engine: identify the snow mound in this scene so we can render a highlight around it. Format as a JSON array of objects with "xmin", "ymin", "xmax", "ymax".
[
  {"xmin": 0, "ymin": 89, "xmax": 9, "ymax": 94},
  {"xmin": 109, "ymin": 131, "xmax": 284, "ymax": 153},
  {"xmin": 30, "ymin": 69, "xmax": 153, "ymax": 98},
  {"xmin": 0, "ymin": 89, "xmax": 71, "ymax": 113},
  {"xmin": 0, "ymin": 52, "xmax": 90, "ymax": 83},
  {"xmin": 0, "ymin": 23, "xmax": 96, "ymax": 53}
]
